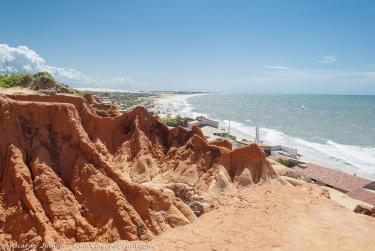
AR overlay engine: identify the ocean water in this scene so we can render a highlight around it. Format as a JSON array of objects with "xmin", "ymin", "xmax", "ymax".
[{"xmin": 170, "ymin": 93, "xmax": 375, "ymax": 180}]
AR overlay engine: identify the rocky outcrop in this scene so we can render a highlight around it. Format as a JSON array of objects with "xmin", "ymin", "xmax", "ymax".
[
  {"xmin": 0, "ymin": 94, "xmax": 277, "ymax": 245},
  {"xmin": 354, "ymin": 204, "xmax": 375, "ymax": 218},
  {"xmin": 83, "ymin": 93, "xmax": 120, "ymax": 117},
  {"xmin": 210, "ymin": 139, "xmax": 233, "ymax": 150}
]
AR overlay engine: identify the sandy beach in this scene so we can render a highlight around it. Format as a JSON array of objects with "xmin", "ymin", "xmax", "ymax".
[{"xmin": 149, "ymin": 93, "xmax": 207, "ymax": 118}]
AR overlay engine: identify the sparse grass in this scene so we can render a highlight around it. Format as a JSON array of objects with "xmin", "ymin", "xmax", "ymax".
[
  {"xmin": 71, "ymin": 87, "xmax": 85, "ymax": 96},
  {"xmin": 224, "ymin": 133, "xmax": 236, "ymax": 141},
  {"xmin": 300, "ymin": 175, "xmax": 312, "ymax": 183},
  {"xmin": 276, "ymin": 158, "xmax": 290, "ymax": 166}
]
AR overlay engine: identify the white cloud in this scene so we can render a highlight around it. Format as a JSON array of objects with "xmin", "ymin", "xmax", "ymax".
[
  {"xmin": 318, "ymin": 55, "xmax": 338, "ymax": 64},
  {"xmin": 265, "ymin": 65, "xmax": 289, "ymax": 70},
  {"xmin": 0, "ymin": 44, "xmax": 84, "ymax": 82},
  {"xmin": 0, "ymin": 44, "xmax": 138, "ymax": 89},
  {"xmin": 251, "ymin": 66, "xmax": 375, "ymax": 83},
  {"xmin": 365, "ymin": 71, "xmax": 375, "ymax": 79},
  {"xmin": 104, "ymin": 76, "xmax": 137, "ymax": 85},
  {"xmin": 240, "ymin": 65, "xmax": 375, "ymax": 94}
]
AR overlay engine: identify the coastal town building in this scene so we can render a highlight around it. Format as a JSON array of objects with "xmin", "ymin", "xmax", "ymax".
[
  {"xmin": 100, "ymin": 96, "xmax": 113, "ymax": 105},
  {"xmin": 200, "ymin": 126, "xmax": 227, "ymax": 141},
  {"xmin": 83, "ymin": 90, "xmax": 155, "ymax": 112},
  {"xmin": 188, "ymin": 117, "xmax": 219, "ymax": 129},
  {"xmin": 271, "ymin": 145, "xmax": 299, "ymax": 159},
  {"xmin": 347, "ymin": 182, "xmax": 375, "ymax": 206},
  {"xmin": 293, "ymin": 164, "xmax": 375, "ymax": 205}
]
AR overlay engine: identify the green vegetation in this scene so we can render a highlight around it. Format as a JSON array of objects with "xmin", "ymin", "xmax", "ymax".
[
  {"xmin": 0, "ymin": 72, "xmax": 58, "ymax": 88},
  {"xmin": 0, "ymin": 73, "xmax": 32, "ymax": 88},
  {"xmin": 276, "ymin": 158, "xmax": 290, "ymax": 166},
  {"xmin": 161, "ymin": 115, "xmax": 187, "ymax": 127},
  {"xmin": 224, "ymin": 133, "xmax": 237, "ymax": 141},
  {"xmin": 300, "ymin": 175, "xmax": 312, "ymax": 183},
  {"xmin": 111, "ymin": 93, "xmax": 155, "ymax": 106},
  {"xmin": 0, "ymin": 72, "xmax": 84, "ymax": 96},
  {"xmin": 218, "ymin": 128, "xmax": 237, "ymax": 140},
  {"xmin": 89, "ymin": 92, "xmax": 156, "ymax": 111},
  {"xmin": 33, "ymin": 71, "xmax": 54, "ymax": 82},
  {"xmin": 57, "ymin": 82, "xmax": 84, "ymax": 96},
  {"xmin": 70, "ymin": 87, "xmax": 85, "ymax": 96},
  {"xmin": 122, "ymin": 98, "xmax": 141, "ymax": 108}
]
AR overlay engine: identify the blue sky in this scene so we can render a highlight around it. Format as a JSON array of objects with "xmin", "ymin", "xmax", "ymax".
[{"xmin": 0, "ymin": 0, "xmax": 374, "ymax": 94}]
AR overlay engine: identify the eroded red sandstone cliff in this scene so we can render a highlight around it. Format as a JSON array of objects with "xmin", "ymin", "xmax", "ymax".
[{"xmin": 0, "ymin": 94, "xmax": 277, "ymax": 245}]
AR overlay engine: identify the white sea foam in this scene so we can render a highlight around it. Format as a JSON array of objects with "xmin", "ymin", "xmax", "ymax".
[
  {"xmin": 229, "ymin": 122, "xmax": 375, "ymax": 179},
  {"xmin": 76, "ymin": 87, "xmax": 130, "ymax": 93},
  {"xmin": 166, "ymin": 94, "xmax": 375, "ymax": 180},
  {"xmin": 155, "ymin": 93, "xmax": 208, "ymax": 118}
]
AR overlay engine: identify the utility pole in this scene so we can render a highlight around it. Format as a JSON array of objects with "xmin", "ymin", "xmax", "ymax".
[{"xmin": 255, "ymin": 127, "xmax": 260, "ymax": 143}]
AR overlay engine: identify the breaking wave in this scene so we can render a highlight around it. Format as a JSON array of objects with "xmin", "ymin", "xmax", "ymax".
[{"xmin": 171, "ymin": 95, "xmax": 375, "ymax": 180}]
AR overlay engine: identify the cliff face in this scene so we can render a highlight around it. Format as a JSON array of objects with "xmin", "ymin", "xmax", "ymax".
[{"xmin": 0, "ymin": 94, "xmax": 277, "ymax": 245}]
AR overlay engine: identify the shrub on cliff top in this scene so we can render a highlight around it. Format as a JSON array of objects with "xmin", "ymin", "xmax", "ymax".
[
  {"xmin": 161, "ymin": 115, "xmax": 187, "ymax": 127},
  {"xmin": 0, "ymin": 72, "xmax": 83, "ymax": 96},
  {"xmin": 0, "ymin": 73, "xmax": 32, "ymax": 88}
]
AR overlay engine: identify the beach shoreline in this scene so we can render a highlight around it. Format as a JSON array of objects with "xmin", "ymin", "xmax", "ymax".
[
  {"xmin": 149, "ymin": 93, "xmax": 208, "ymax": 118},
  {"xmin": 149, "ymin": 92, "xmax": 374, "ymax": 180}
]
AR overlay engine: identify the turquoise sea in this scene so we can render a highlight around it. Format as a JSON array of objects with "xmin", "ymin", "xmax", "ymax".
[{"xmin": 171, "ymin": 93, "xmax": 375, "ymax": 180}]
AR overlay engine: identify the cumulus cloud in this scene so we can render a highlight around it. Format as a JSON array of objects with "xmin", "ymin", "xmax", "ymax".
[
  {"xmin": 0, "ymin": 44, "xmax": 138, "ymax": 89},
  {"xmin": 0, "ymin": 44, "xmax": 85, "ymax": 82},
  {"xmin": 318, "ymin": 55, "xmax": 338, "ymax": 64}
]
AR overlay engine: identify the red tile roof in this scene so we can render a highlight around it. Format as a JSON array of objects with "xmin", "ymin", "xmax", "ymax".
[
  {"xmin": 347, "ymin": 188, "xmax": 375, "ymax": 206},
  {"xmin": 293, "ymin": 164, "xmax": 372, "ymax": 192}
]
